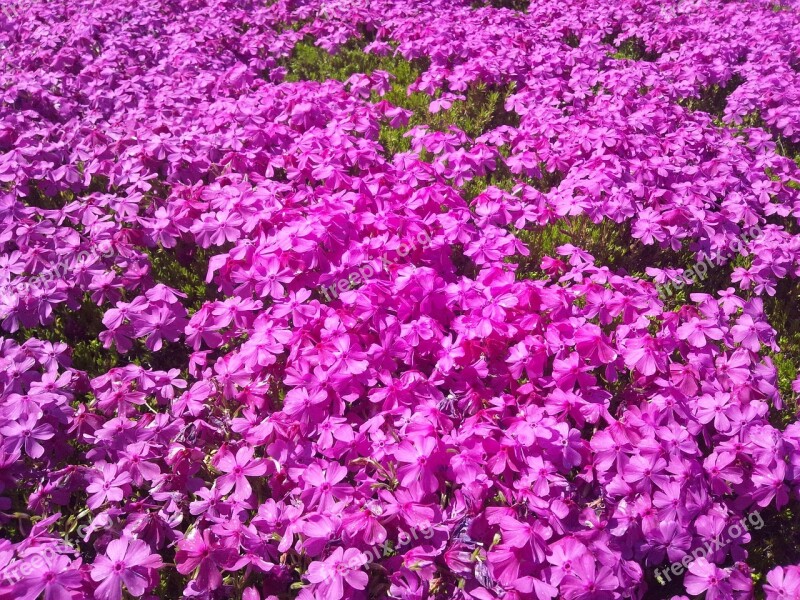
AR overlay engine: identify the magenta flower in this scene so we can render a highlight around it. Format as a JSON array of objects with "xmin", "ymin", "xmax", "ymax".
[
  {"xmin": 86, "ymin": 463, "xmax": 132, "ymax": 509},
  {"xmin": 394, "ymin": 435, "xmax": 441, "ymax": 493},
  {"xmin": 764, "ymin": 565, "xmax": 800, "ymax": 600},
  {"xmin": 2, "ymin": 0, "xmax": 800, "ymax": 598},
  {"xmin": 676, "ymin": 317, "xmax": 724, "ymax": 348},
  {"xmin": 685, "ymin": 558, "xmax": 732, "ymax": 600},
  {"xmin": 300, "ymin": 462, "xmax": 352, "ymax": 510},
  {"xmin": 306, "ymin": 547, "xmax": 368, "ymax": 600},
  {"xmin": 731, "ymin": 314, "xmax": 772, "ymax": 351},
  {"xmin": 175, "ymin": 529, "xmax": 236, "ymax": 591},
  {"xmin": 91, "ymin": 538, "xmax": 163, "ymax": 600},
  {"xmin": 214, "ymin": 446, "xmax": 267, "ymax": 501},
  {"xmin": 0, "ymin": 415, "xmax": 54, "ymax": 458},
  {"xmin": 560, "ymin": 554, "xmax": 619, "ymax": 600},
  {"xmin": 12, "ymin": 552, "xmax": 82, "ymax": 600}
]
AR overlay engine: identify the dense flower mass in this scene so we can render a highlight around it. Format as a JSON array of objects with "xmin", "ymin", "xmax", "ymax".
[{"xmin": 1, "ymin": 0, "xmax": 800, "ymax": 598}]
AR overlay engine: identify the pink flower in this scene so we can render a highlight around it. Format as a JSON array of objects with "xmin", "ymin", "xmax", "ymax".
[
  {"xmin": 300, "ymin": 462, "xmax": 352, "ymax": 510},
  {"xmin": 731, "ymin": 314, "xmax": 772, "ymax": 351},
  {"xmin": 86, "ymin": 463, "xmax": 132, "ymax": 509},
  {"xmin": 764, "ymin": 565, "xmax": 800, "ymax": 600},
  {"xmin": 214, "ymin": 446, "xmax": 267, "ymax": 501},
  {"xmin": 560, "ymin": 553, "xmax": 619, "ymax": 600},
  {"xmin": 394, "ymin": 435, "xmax": 441, "ymax": 493},
  {"xmin": 676, "ymin": 317, "xmax": 724, "ymax": 348},
  {"xmin": 175, "ymin": 529, "xmax": 236, "ymax": 591},
  {"xmin": 12, "ymin": 552, "xmax": 83, "ymax": 600},
  {"xmin": 91, "ymin": 538, "xmax": 163, "ymax": 600},
  {"xmin": 0, "ymin": 415, "xmax": 54, "ymax": 458},
  {"xmin": 306, "ymin": 547, "xmax": 368, "ymax": 600},
  {"xmin": 685, "ymin": 558, "xmax": 732, "ymax": 600}
]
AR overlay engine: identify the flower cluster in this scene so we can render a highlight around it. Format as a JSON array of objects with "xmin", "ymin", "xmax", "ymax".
[{"xmin": 1, "ymin": 0, "xmax": 800, "ymax": 599}]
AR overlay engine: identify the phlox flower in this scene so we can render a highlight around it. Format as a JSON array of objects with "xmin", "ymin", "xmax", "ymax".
[
  {"xmin": 214, "ymin": 446, "xmax": 267, "ymax": 501},
  {"xmin": 175, "ymin": 529, "xmax": 236, "ymax": 591},
  {"xmin": 560, "ymin": 554, "xmax": 619, "ymax": 600},
  {"xmin": 86, "ymin": 463, "xmax": 132, "ymax": 509},
  {"xmin": 764, "ymin": 565, "xmax": 800, "ymax": 600},
  {"xmin": 306, "ymin": 547, "xmax": 368, "ymax": 600},
  {"xmin": 12, "ymin": 552, "xmax": 83, "ymax": 600},
  {"xmin": 0, "ymin": 414, "xmax": 53, "ymax": 458},
  {"xmin": 90, "ymin": 538, "xmax": 163, "ymax": 600},
  {"xmin": 685, "ymin": 558, "xmax": 732, "ymax": 600}
]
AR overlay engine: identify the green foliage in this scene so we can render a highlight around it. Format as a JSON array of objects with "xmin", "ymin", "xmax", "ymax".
[
  {"xmin": 285, "ymin": 40, "xmax": 422, "ymax": 86},
  {"xmin": 511, "ymin": 216, "xmax": 693, "ymax": 280},
  {"xmin": 12, "ymin": 294, "xmax": 116, "ymax": 376},
  {"xmin": 285, "ymin": 40, "xmax": 519, "ymax": 156},
  {"xmin": 472, "ymin": 0, "xmax": 529, "ymax": 11},
  {"xmin": 564, "ymin": 32, "xmax": 581, "ymax": 48},
  {"xmin": 147, "ymin": 242, "xmax": 214, "ymax": 314},
  {"xmin": 747, "ymin": 502, "xmax": 800, "ymax": 580},
  {"xmin": 9, "ymin": 242, "xmax": 211, "ymax": 379},
  {"xmin": 763, "ymin": 278, "xmax": 800, "ymax": 425},
  {"xmin": 609, "ymin": 36, "xmax": 660, "ymax": 62},
  {"xmin": 462, "ymin": 173, "xmax": 516, "ymax": 202},
  {"xmin": 678, "ymin": 75, "xmax": 744, "ymax": 119}
]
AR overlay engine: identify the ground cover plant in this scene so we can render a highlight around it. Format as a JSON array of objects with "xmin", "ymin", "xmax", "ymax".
[{"xmin": 2, "ymin": 0, "xmax": 800, "ymax": 598}]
